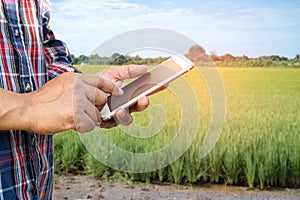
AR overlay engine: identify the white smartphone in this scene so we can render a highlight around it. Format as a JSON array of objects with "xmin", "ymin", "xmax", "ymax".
[{"xmin": 100, "ymin": 55, "xmax": 194, "ymax": 120}]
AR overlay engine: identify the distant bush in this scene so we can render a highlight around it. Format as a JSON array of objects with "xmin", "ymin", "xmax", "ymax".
[
  {"xmin": 71, "ymin": 53, "xmax": 168, "ymax": 66},
  {"xmin": 70, "ymin": 50, "xmax": 300, "ymax": 68}
]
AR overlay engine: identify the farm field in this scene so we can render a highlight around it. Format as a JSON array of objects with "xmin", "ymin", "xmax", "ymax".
[{"xmin": 54, "ymin": 65, "xmax": 300, "ymax": 189}]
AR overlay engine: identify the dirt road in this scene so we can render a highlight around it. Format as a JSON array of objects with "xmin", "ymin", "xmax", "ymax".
[{"xmin": 53, "ymin": 174, "xmax": 300, "ymax": 200}]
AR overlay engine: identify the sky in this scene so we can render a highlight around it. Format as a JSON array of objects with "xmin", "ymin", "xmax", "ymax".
[{"xmin": 50, "ymin": 0, "xmax": 300, "ymax": 58}]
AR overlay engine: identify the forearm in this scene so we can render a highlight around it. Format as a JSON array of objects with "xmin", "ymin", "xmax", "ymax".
[{"xmin": 0, "ymin": 88, "xmax": 30, "ymax": 131}]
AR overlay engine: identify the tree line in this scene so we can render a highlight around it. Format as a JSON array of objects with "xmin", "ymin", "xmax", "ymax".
[
  {"xmin": 71, "ymin": 45, "xmax": 300, "ymax": 67},
  {"xmin": 184, "ymin": 45, "xmax": 300, "ymax": 67},
  {"xmin": 71, "ymin": 53, "xmax": 168, "ymax": 66}
]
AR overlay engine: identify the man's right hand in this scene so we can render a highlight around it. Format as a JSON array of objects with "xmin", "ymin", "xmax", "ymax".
[{"xmin": 24, "ymin": 72, "xmax": 122, "ymax": 134}]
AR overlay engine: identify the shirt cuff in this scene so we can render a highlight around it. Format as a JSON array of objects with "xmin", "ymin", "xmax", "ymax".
[{"xmin": 48, "ymin": 64, "xmax": 81, "ymax": 79}]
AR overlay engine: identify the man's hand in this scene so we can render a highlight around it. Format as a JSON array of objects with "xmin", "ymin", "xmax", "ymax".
[
  {"xmin": 24, "ymin": 72, "xmax": 122, "ymax": 134},
  {"xmin": 0, "ymin": 66, "xmax": 150, "ymax": 134},
  {"xmin": 97, "ymin": 65, "xmax": 149, "ymax": 128}
]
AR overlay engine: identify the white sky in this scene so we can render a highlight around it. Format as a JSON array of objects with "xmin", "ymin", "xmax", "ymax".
[{"xmin": 50, "ymin": 0, "xmax": 300, "ymax": 58}]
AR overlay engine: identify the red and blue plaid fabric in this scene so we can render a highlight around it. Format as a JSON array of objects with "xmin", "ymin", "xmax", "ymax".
[{"xmin": 0, "ymin": 0, "xmax": 78, "ymax": 199}]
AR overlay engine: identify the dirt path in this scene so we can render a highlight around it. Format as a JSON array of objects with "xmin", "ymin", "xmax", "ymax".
[{"xmin": 53, "ymin": 174, "xmax": 300, "ymax": 200}]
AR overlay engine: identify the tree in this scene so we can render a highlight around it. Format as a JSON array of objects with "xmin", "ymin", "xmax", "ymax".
[
  {"xmin": 258, "ymin": 55, "xmax": 287, "ymax": 61},
  {"xmin": 210, "ymin": 52, "xmax": 221, "ymax": 62},
  {"xmin": 185, "ymin": 45, "xmax": 210, "ymax": 62},
  {"xmin": 77, "ymin": 55, "xmax": 89, "ymax": 65},
  {"xmin": 294, "ymin": 54, "xmax": 300, "ymax": 62},
  {"xmin": 220, "ymin": 54, "xmax": 235, "ymax": 62},
  {"xmin": 89, "ymin": 54, "xmax": 101, "ymax": 65},
  {"xmin": 70, "ymin": 54, "xmax": 79, "ymax": 64},
  {"xmin": 110, "ymin": 53, "xmax": 128, "ymax": 65},
  {"xmin": 235, "ymin": 55, "xmax": 249, "ymax": 62}
]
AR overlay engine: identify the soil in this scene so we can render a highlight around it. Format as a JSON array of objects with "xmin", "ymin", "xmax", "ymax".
[{"xmin": 53, "ymin": 174, "xmax": 300, "ymax": 200}]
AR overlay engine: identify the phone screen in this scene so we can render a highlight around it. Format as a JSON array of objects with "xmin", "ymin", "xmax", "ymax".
[{"xmin": 107, "ymin": 58, "xmax": 184, "ymax": 111}]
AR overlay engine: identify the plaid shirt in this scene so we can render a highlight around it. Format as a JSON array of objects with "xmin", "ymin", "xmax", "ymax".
[{"xmin": 0, "ymin": 0, "xmax": 78, "ymax": 199}]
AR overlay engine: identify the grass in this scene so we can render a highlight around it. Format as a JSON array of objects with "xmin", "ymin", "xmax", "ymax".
[{"xmin": 54, "ymin": 65, "xmax": 300, "ymax": 189}]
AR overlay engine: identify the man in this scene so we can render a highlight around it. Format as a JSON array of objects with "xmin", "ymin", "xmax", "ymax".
[{"xmin": 0, "ymin": 0, "xmax": 148, "ymax": 199}]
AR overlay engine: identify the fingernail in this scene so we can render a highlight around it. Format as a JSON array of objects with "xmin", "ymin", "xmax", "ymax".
[
  {"xmin": 119, "ymin": 109, "xmax": 126, "ymax": 117},
  {"xmin": 113, "ymin": 87, "xmax": 123, "ymax": 96},
  {"xmin": 118, "ymin": 87, "xmax": 124, "ymax": 95}
]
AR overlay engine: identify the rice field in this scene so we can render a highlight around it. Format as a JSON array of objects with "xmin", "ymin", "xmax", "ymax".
[{"xmin": 54, "ymin": 65, "xmax": 300, "ymax": 189}]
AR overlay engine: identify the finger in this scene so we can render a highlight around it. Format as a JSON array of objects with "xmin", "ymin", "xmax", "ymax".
[
  {"xmin": 85, "ymin": 85, "xmax": 108, "ymax": 109},
  {"xmin": 107, "ymin": 65, "xmax": 147, "ymax": 80},
  {"xmin": 81, "ymin": 74, "xmax": 123, "ymax": 96},
  {"xmin": 129, "ymin": 96, "xmax": 149, "ymax": 113},
  {"xmin": 114, "ymin": 108, "xmax": 133, "ymax": 126},
  {"xmin": 100, "ymin": 119, "xmax": 118, "ymax": 129},
  {"xmin": 75, "ymin": 97, "xmax": 102, "ymax": 124},
  {"xmin": 85, "ymin": 102, "xmax": 102, "ymax": 124},
  {"xmin": 75, "ymin": 111, "xmax": 96, "ymax": 133}
]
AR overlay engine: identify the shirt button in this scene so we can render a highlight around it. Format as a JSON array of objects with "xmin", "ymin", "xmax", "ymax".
[
  {"xmin": 14, "ymin": 28, "xmax": 20, "ymax": 37},
  {"xmin": 25, "ymin": 83, "xmax": 31, "ymax": 92},
  {"xmin": 32, "ymin": 137, "xmax": 36, "ymax": 146}
]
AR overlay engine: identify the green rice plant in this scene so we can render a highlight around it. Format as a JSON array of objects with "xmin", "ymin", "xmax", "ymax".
[
  {"xmin": 182, "ymin": 140, "xmax": 207, "ymax": 184},
  {"xmin": 53, "ymin": 66, "xmax": 300, "ymax": 189},
  {"xmin": 85, "ymin": 154, "xmax": 112, "ymax": 180},
  {"xmin": 243, "ymin": 151, "xmax": 256, "ymax": 189},
  {"xmin": 287, "ymin": 131, "xmax": 300, "ymax": 186},
  {"xmin": 222, "ymin": 138, "xmax": 241, "ymax": 185},
  {"xmin": 241, "ymin": 132, "xmax": 258, "ymax": 189},
  {"xmin": 277, "ymin": 132, "xmax": 289, "ymax": 186},
  {"xmin": 169, "ymin": 157, "xmax": 184, "ymax": 184},
  {"xmin": 54, "ymin": 130, "xmax": 86, "ymax": 173},
  {"xmin": 157, "ymin": 168, "xmax": 167, "ymax": 182},
  {"xmin": 255, "ymin": 136, "xmax": 279, "ymax": 189},
  {"xmin": 205, "ymin": 143, "xmax": 224, "ymax": 184}
]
